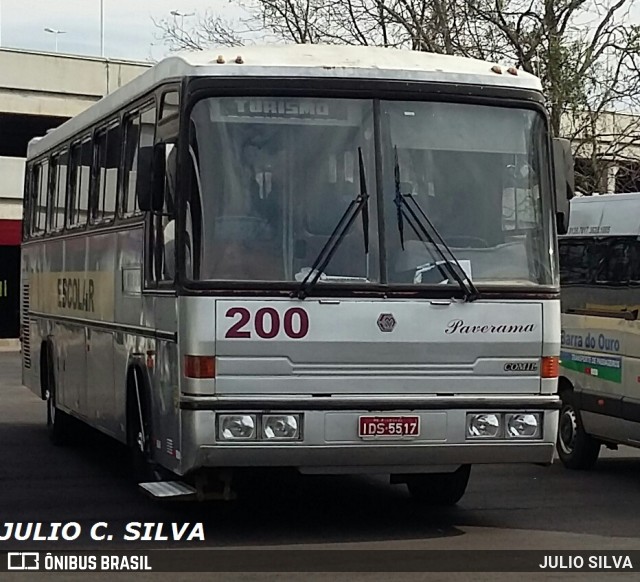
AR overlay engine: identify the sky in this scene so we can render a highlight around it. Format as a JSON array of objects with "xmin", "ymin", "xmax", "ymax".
[
  {"xmin": 2, "ymin": 1, "xmax": 640, "ymax": 64},
  {"xmin": 0, "ymin": 0, "xmax": 233, "ymax": 61}
]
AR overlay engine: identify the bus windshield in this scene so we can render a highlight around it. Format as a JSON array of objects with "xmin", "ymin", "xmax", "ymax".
[{"xmin": 186, "ymin": 97, "xmax": 554, "ymax": 288}]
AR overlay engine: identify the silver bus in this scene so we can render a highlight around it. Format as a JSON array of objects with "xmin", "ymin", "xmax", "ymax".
[
  {"xmin": 558, "ymin": 193, "xmax": 640, "ymax": 468},
  {"xmin": 21, "ymin": 45, "xmax": 571, "ymax": 504}
]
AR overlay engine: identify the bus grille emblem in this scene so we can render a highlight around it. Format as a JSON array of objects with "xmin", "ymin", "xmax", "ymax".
[{"xmin": 377, "ymin": 313, "xmax": 396, "ymax": 332}]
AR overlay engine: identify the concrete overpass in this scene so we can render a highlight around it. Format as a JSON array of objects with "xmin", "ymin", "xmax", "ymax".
[{"xmin": 0, "ymin": 48, "xmax": 149, "ymax": 338}]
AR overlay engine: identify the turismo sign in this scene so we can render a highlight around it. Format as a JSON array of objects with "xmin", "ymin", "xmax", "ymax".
[{"xmin": 221, "ymin": 99, "xmax": 348, "ymax": 121}]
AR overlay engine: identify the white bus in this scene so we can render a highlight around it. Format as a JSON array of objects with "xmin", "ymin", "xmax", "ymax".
[
  {"xmin": 22, "ymin": 45, "xmax": 570, "ymax": 504},
  {"xmin": 558, "ymin": 193, "xmax": 640, "ymax": 468}
]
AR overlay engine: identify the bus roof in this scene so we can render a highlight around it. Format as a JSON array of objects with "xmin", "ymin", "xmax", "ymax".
[
  {"xmin": 27, "ymin": 44, "xmax": 543, "ymax": 159},
  {"xmin": 565, "ymin": 193, "xmax": 640, "ymax": 237}
]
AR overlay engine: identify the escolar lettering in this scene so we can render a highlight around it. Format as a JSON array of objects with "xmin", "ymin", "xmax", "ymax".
[{"xmin": 57, "ymin": 278, "xmax": 95, "ymax": 313}]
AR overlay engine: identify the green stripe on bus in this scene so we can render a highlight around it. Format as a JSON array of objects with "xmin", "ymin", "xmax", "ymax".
[{"xmin": 560, "ymin": 358, "xmax": 622, "ymax": 383}]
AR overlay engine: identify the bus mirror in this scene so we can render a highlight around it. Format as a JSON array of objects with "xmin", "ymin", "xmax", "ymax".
[
  {"xmin": 553, "ymin": 138, "xmax": 574, "ymax": 235},
  {"xmin": 151, "ymin": 145, "xmax": 166, "ymax": 212},
  {"xmin": 136, "ymin": 147, "xmax": 154, "ymax": 211},
  {"xmin": 136, "ymin": 146, "xmax": 164, "ymax": 212}
]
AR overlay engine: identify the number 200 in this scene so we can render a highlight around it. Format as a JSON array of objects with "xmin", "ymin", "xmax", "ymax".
[{"xmin": 224, "ymin": 307, "xmax": 310, "ymax": 339}]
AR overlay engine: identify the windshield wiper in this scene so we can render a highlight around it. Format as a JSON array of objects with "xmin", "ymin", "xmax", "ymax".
[
  {"xmin": 393, "ymin": 147, "xmax": 480, "ymax": 302},
  {"xmin": 294, "ymin": 147, "xmax": 370, "ymax": 300}
]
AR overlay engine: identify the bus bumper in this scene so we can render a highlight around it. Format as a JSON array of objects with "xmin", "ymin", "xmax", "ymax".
[
  {"xmin": 193, "ymin": 442, "xmax": 556, "ymax": 473},
  {"xmin": 178, "ymin": 395, "xmax": 560, "ymax": 475}
]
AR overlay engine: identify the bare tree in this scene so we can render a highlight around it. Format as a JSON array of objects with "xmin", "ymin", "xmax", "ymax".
[
  {"xmin": 153, "ymin": 10, "xmax": 246, "ymax": 51},
  {"xmin": 464, "ymin": 0, "xmax": 640, "ymax": 193},
  {"xmin": 154, "ymin": 1, "xmax": 506, "ymax": 52},
  {"xmin": 155, "ymin": 0, "xmax": 640, "ymax": 194}
]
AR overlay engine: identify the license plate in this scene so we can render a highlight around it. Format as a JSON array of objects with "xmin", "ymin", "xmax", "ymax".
[{"xmin": 358, "ymin": 415, "xmax": 420, "ymax": 439}]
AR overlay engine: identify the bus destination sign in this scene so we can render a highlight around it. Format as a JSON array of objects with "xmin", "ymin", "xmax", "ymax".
[{"xmin": 221, "ymin": 99, "xmax": 348, "ymax": 121}]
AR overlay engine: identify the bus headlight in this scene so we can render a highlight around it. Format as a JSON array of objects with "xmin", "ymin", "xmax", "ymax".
[
  {"xmin": 219, "ymin": 415, "xmax": 257, "ymax": 440},
  {"xmin": 262, "ymin": 415, "xmax": 301, "ymax": 440},
  {"xmin": 506, "ymin": 413, "xmax": 541, "ymax": 439},
  {"xmin": 466, "ymin": 413, "xmax": 502, "ymax": 439}
]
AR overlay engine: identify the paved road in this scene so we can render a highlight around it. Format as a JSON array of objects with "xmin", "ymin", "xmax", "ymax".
[{"xmin": 1, "ymin": 350, "xmax": 640, "ymax": 580}]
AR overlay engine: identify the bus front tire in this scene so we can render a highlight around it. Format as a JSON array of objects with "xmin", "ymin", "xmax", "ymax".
[
  {"xmin": 557, "ymin": 400, "xmax": 601, "ymax": 470},
  {"xmin": 405, "ymin": 464, "xmax": 471, "ymax": 506}
]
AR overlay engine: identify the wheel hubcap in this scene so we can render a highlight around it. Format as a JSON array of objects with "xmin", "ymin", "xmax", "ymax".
[{"xmin": 559, "ymin": 407, "xmax": 578, "ymax": 455}]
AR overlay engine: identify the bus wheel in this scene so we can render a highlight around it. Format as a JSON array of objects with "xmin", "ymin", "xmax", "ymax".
[
  {"xmin": 557, "ymin": 400, "xmax": 600, "ymax": 470},
  {"xmin": 45, "ymin": 353, "xmax": 72, "ymax": 446},
  {"xmin": 405, "ymin": 464, "xmax": 471, "ymax": 506}
]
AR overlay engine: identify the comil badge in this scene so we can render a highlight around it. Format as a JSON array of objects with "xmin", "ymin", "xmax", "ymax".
[{"xmin": 504, "ymin": 362, "xmax": 539, "ymax": 372}]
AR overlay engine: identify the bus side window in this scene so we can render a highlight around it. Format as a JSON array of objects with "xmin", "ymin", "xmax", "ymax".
[
  {"xmin": 23, "ymin": 165, "xmax": 32, "ymax": 239},
  {"xmin": 68, "ymin": 139, "xmax": 91, "ymax": 228},
  {"xmin": 92, "ymin": 123, "xmax": 120, "ymax": 224},
  {"xmin": 559, "ymin": 239, "xmax": 587, "ymax": 285},
  {"xmin": 92, "ymin": 131, "xmax": 108, "ymax": 224},
  {"xmin": 51, "ymin": 151, "xmax": 68, "ymax": 232},
  {"xmin": 35, "ymin": 160, "xmax": 49, "ymax": 235},
  {"xmin": 28, "ymin": 165, "xmax": 39, "ymax": 236},
  {"xmin": 597, "ymin": 239, "xmax": 630, "ymax": 286},
  {"xmin": 121, "ymin": 105, "xmax": 155, "ymax": 218},
  {"xmin": 67, "ymin": 144, "xmax": 80, "ymax": 227},
  {"xmin": 160, "ymin": 91, "xmax": 179, "ymax": 120},
  {"xmin": 629, "ymin": 240, "xmax": 640, "ymax": 283},
  {"xmin": 79, "ymin": 140, "xmax": 92, "ymax": 225},
  {"xmin": 121, "ymin": 114, "xmax": 141, "ymax": 217}
]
